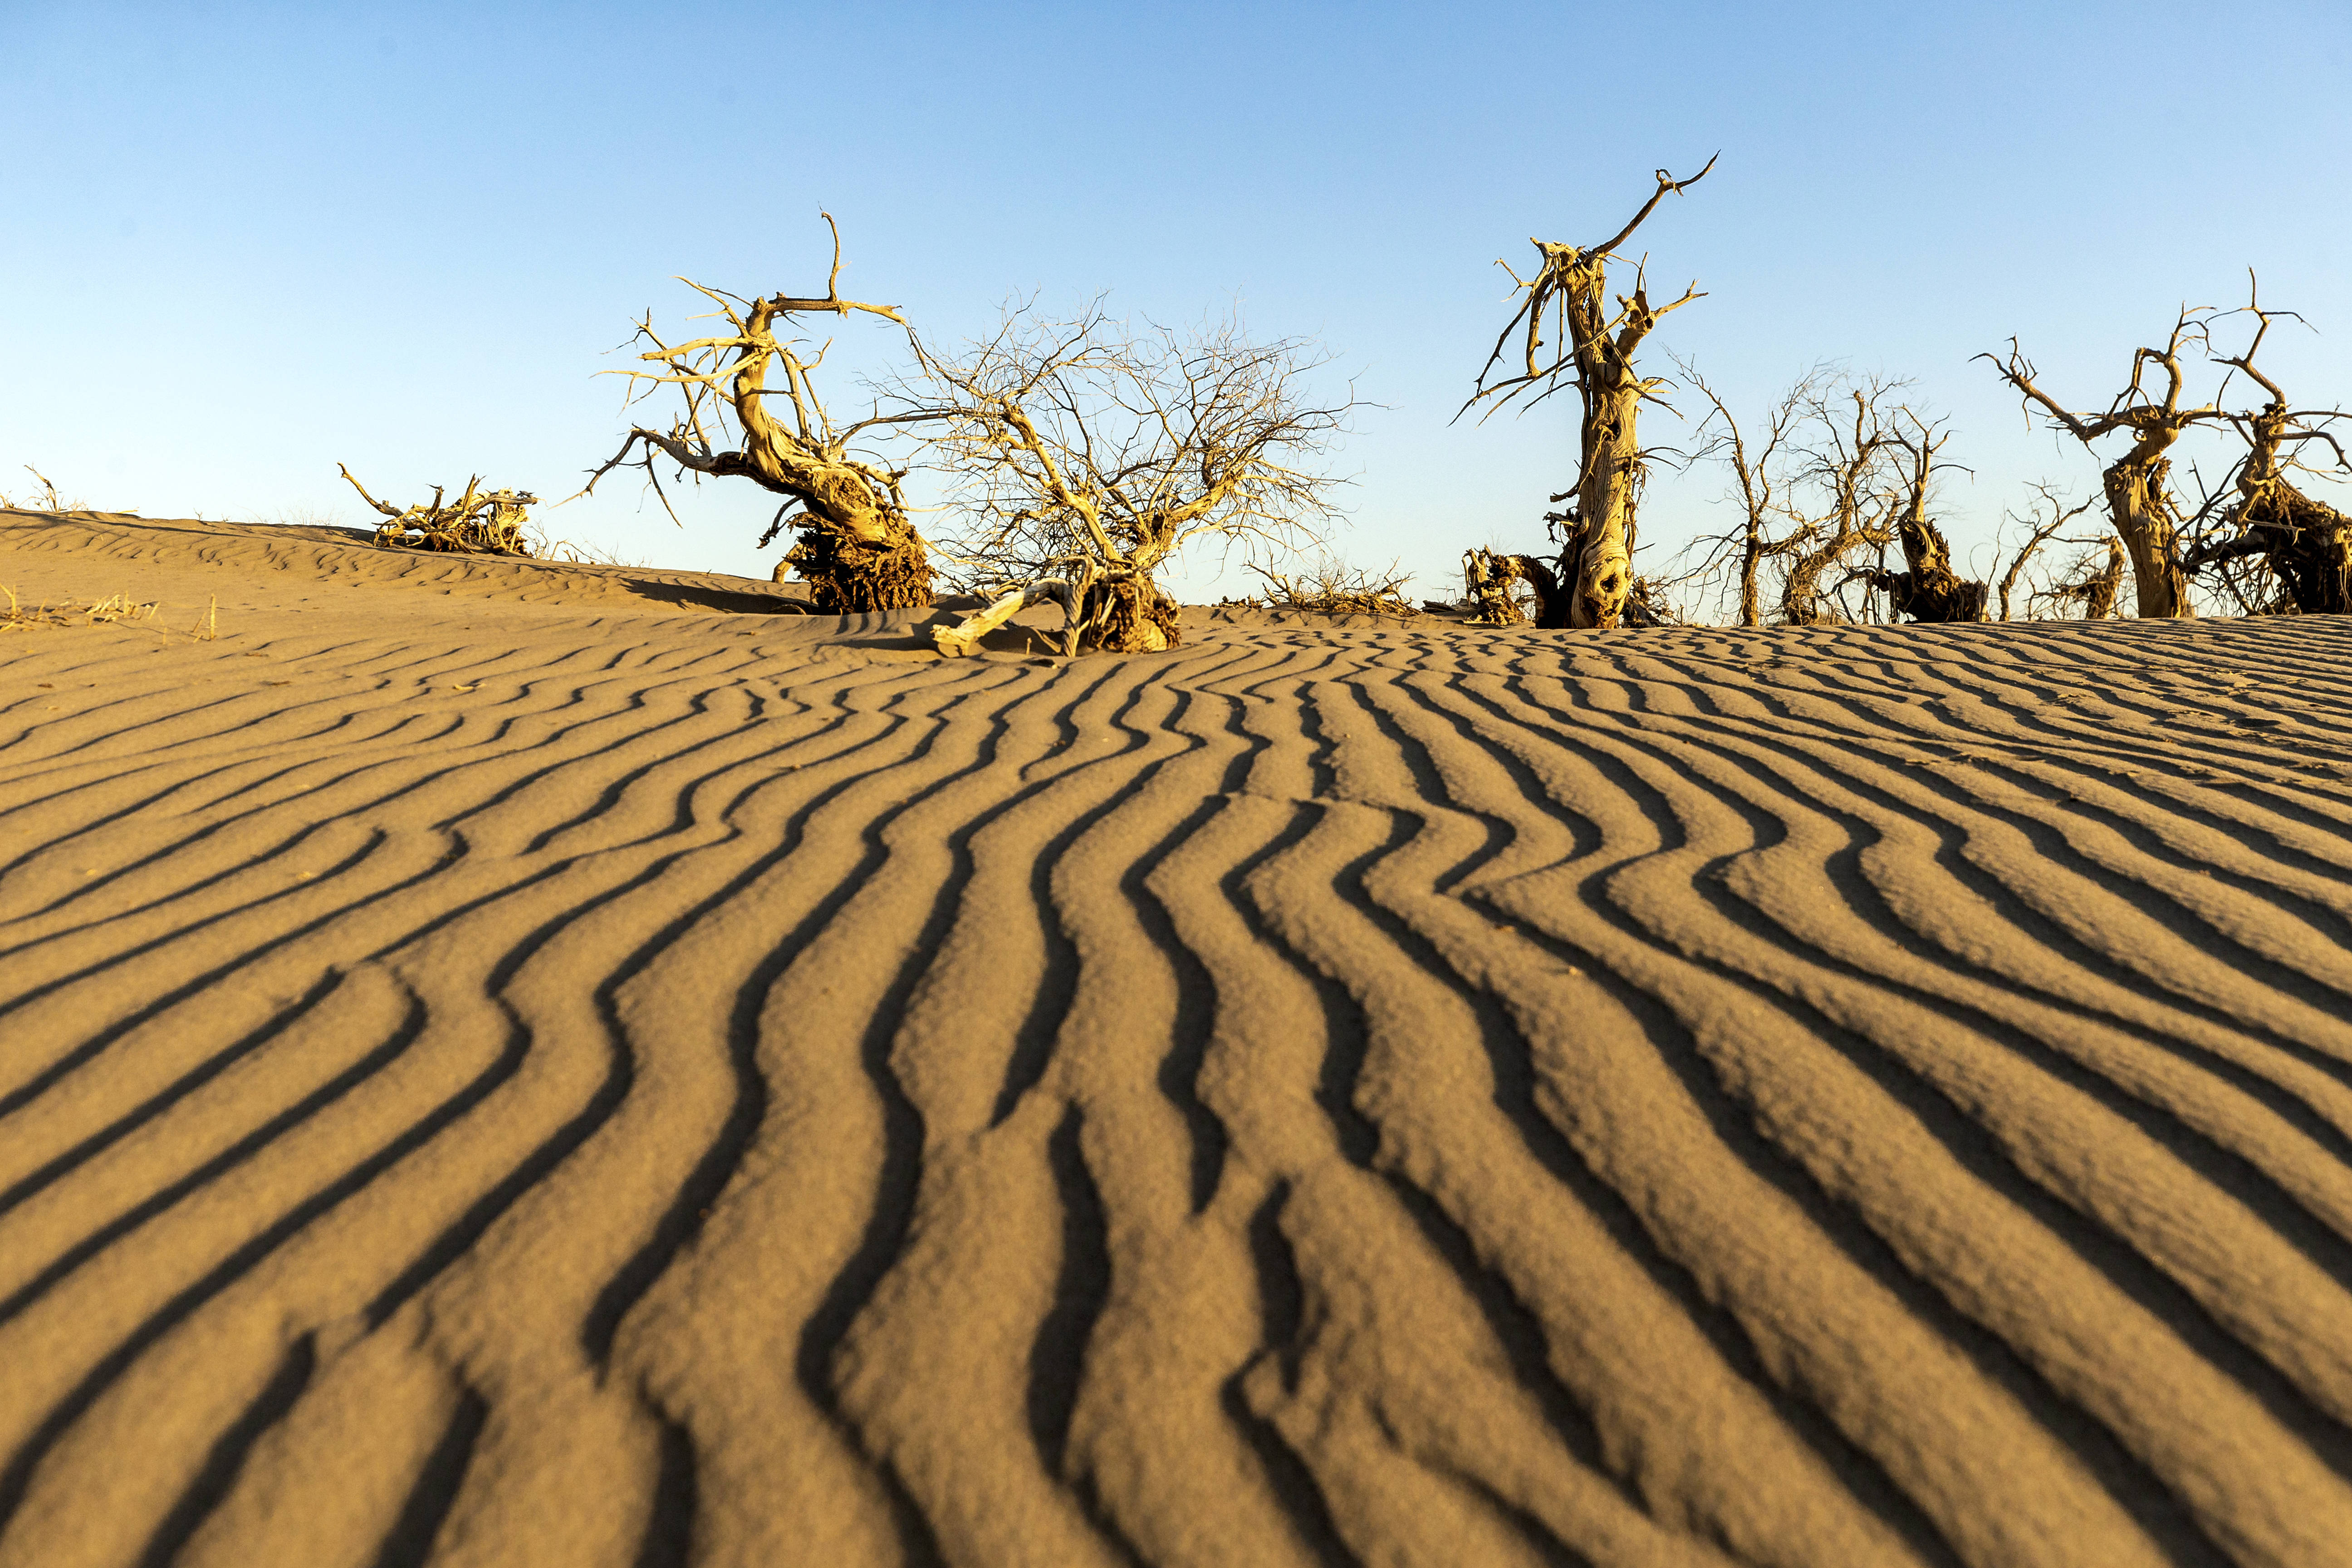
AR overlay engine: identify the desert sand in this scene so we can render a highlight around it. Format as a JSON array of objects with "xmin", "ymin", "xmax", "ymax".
[{"xmin": 4, "ymin": 509, "xmax": 2352, "ymax": 1567}]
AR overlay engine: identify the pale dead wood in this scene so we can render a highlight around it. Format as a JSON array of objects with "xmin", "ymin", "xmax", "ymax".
[
  {"xmin": 1773, "ymin": 378, "xmax": 1909, "ymax": 626},
  {"xmin": 1246, "ymin": 559, "xmax": 1419, "ymax": 619},
  {"xmin": 573, "ymin": 215, "xmax": 935, "ymax": 614},
  {"xmin": 1671, "ymin": 360, "xmax": 1818, "ymax": 627},
  {"xmin": 341, "ymin": 466, "xmax": 536, "ymax": 555},
  {"xmin": 1461, "ymin": 547, "xmax": 1533, "ymax": 625},
  {"xmin": 1668, "ymin": 366, "xmax": 1949, "ymax": 627},
  {"xmin": 1865, "ymin": 414, "xmax": 1986, "ymax": 623},
  {"xmin": 2035, "ymin": 537, "xmax": 2127, "ymax": 621},
  {"xmin": 1462, "ymin": 156, "xmax": 1716, "ymax": 629}
]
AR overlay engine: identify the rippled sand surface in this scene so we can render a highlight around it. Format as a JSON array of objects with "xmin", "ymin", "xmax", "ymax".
[{"xmin": 6, "ymin": 508, "xmax": 2352, "ymax": 1568}]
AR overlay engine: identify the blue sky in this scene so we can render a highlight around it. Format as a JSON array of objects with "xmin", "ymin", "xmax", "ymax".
[{"xmin": 4, "ymin": 2, "xmax": 2347, "ymax": 605}]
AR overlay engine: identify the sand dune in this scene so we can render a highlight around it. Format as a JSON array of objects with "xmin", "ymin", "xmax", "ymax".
[{"xmin": 5, "ymin": 507, "xmax": 2352, "ymax": 1567}]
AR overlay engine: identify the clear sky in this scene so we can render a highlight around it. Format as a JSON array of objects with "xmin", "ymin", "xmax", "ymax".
[{"xmin": 5, "ymin": 1, "xmax": 2347, "ymax": 607}]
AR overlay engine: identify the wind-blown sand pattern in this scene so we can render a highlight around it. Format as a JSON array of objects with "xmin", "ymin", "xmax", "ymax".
[{"xmin": 6, "ymin": 510, "xmax": 2352, "ymax": 1568}]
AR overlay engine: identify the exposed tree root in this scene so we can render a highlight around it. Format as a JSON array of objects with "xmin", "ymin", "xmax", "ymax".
[{"xmin": 342, "ymin": 467, "xmax": 535, "ymax": 556}]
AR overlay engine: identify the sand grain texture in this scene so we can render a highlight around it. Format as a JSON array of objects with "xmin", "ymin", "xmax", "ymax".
[{"xmin": 5, "ymin": 510, "xmax": 2352, "ymax": 1566}]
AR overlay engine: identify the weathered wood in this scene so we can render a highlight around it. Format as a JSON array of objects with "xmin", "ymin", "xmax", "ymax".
[
  {"xmin": 341, "ymin": 466, "xmax": 536, "ymax": 556},
  {"xmin": 916, "ymin": 307, "xmax": 1349, "ymax": 657}
]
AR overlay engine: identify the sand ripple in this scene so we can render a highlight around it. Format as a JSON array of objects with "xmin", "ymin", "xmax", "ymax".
[{"xmin": 6, "ymin": 512, "xmax": 2352, "ymax": 1566}]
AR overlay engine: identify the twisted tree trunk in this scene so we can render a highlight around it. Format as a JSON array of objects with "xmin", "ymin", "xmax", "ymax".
[
  {"xmin": 1875, "ymin": 514, "xmax": 1986, "ymax": 622},
  {"xmin": 583, "ymin": 225, "xmax": 935, "ymax": 616},
  {"xmin": 2100, "ymin": 440, "xmax": 2193, "ymax": 620},
  {"xmin": 2207, "ymin": 400, "xmax": 2352, "ymax": 614},
  {"xmin": 1559, "ymin": 372, "xmax": 1642, "ymax": 627},
  {"xmin": 1981, "ymin": 318, "xmax": 2221, "ymax": 622},
  {"xmin": 659, "ymin": 297, "xmax": 931, "ymax": 615},
  {"xmin": 1464, "ymin": 159, "xmax": 1713, "ymax": 631}
]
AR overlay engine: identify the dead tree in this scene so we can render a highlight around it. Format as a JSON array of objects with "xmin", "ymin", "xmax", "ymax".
[
  {"xmin": 1462, "ymin": 548, "xmax": 1526, "ymax": 625},
  {"xmin": 342, "ymin": 466, "xmax": 536, "ymax": 554},
  {"xmin": 2186, "ymin": 284, "xmax": 2352, "ymax": 614},
  {"xmin": 1675, "ymin": 361, "xmax": 1819, "ymax": 626},
  {"xmin": 916, "ymin": 304, "xmax": 1352, "ymax": 657},
  {"xmin": 1867, "ymin": 415, "xmax": 1986, "ymax": 622},
  {"xmin": 1980, "ymin": 309, "xmax": 2232, "ymax": 619},
  {"xmin": 1775, "ymin": 379, "xmax": 1908, "ymax": 626},
  {"xmin": 1461, "ymin": 547, "xmax": 1566, "ymax": 625},
  {"xmin": 2037, "ymin": 538, "xmax": 2127, "ymax": 620},
  {"xmin": 1463, "ymin": 157, "xmax": 1715, "ymax": 628},
  {"xmin": 1993, "ymin": 484, "xmax": 2094, "ymax": 622},
  {"xmin": 576, "ymin": 216, "xmax": 932, "ymax": 613}
]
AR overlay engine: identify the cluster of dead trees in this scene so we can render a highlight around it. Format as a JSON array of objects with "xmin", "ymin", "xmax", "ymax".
[
  {"xmin": 568, "ymin": 216, "xmax": 1351, "ymax": 654},
  {"xmin": 1452, "ymin": 163, "xmax": 2348, "ymax": 629},
  {"xmin": 458, "ymin": 178, "xmax": 2341, "ymax": 647}
]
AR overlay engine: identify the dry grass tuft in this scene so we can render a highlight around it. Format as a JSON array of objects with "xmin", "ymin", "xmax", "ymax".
[
  {"xmin": 3, "ymin": 584, "xmax": 167, "ymax": 634},
  {"xmin": 1, "ymin": 466, "xmax": 93, "ymax": 514},
  {"xmin": 525, "ymin": 526, "xmax": 649, "ymax": 568}
]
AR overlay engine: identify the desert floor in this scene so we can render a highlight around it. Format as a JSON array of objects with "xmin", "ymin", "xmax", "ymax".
[{"xmin": 5, "ymin": 509, "xmax": 2352, "ymax": 1568}]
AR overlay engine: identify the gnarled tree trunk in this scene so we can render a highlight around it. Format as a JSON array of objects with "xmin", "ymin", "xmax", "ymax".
[
  {"xmin": 1465, "ymin": 159, "xmax": 1713, "ymax": 630},
  {"xmin": 1558, "ymin": 372, "xmax": 1642, "ymax": 627},
  {"xmin": 1875, "ymin": 514, "xmax": 1986, "ymax": 622},
  {"xmin": 652, "ymin": 294, "xmax": 931, "ymax": 615},
  {"xmin": 2100, "ymin": 441, "xmax": 2193, "ymax": 619},
  {"xmin": 1462, "ymin": 548, "xmax": 1543, "ymax": 625},
  {"xmin": 2234, "ymin": 438, "xmax": 2352, "ymax": 615},
  {"xmin": 2192, "ymin": 336, "xmax": 2352, "ymax": 612}
]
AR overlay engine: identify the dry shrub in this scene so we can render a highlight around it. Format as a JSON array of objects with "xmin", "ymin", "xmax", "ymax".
[
  {"xmin": 524, "ymin": 525, "xmax": 649, "ymax": 568},
  {"xmin": 1246, "ymin": 558, "xmax": 1418, "ymax": 618},
  {"xmin": 919, "ymin": 302, "xmax": 1354, "ymax": 657}
]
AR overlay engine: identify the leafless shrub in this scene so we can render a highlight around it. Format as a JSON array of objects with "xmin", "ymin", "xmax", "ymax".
[
  {"xmin": 1991, "ymin": 484, "xmax": 2095, "ymax": 622},
  {"xmin": 2032, "ymin": 537, "xmax": 2127, "ymax": 621},
  {"xmin": 915, "ymin": 301, "xmax": 1355, "ymax": 657},
  {"xmin": 1246, "ymin": 557, "xmax": 1417, "ymax": 618},
  {"xmin": 1671, "ymin": 368, "xmax": 1957, "ymax": 626},
  {"xmin": 1980, "ymin": 307, "xmax": 2233, "ymax": 620},
  {"xmin": 2182, "ymin": 276, "xmax": 2352, "ymax": 614}
]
